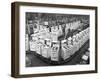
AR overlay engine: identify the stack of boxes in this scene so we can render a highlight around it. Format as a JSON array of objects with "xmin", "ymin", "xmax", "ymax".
[
  {"xmin": 61, "ymin": 27, "xmax": 89, "ymax": 60},
  {"xmin": 51, "ymin": 41, "xmax": 60, "ymax": 61},
  {"xmin": 27, "ymin": 23, "xmax": 61, "ymax": 60},
  {"xmin": 29, "ymin": 34, "xmax": 38, "ymax": 52},
  {"xmin": 42, "ymin": 44, "xmax": 51, "ymax": 58},
  {"xmin": 61, "ymin": 40, "xmax": 71, "ymax": 60},
  {"xmin": 26, "ymin": 18, "xmax": 89, "ymax": 61},
  {"xmin": 65, "ymin": 20, "xmax": 81, "ymax": 31}
]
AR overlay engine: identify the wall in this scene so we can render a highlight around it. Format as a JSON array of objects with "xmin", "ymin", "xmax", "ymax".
[{"xmin": 0, "ymin": 0, "xmax": 99, "ymax": 80}]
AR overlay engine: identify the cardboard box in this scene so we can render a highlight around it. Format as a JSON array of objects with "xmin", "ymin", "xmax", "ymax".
[
  {"xmin": 51, "ymin": 41, "xmax": 60, "ymax": 61},
  {"xmin": 29, "ymin": 40, "xmax": 37, "ymax": 51},
  {"xmin": 61, "ymin": 40, "xmax": 71, "ymax": 60},
  {"xmin": 42, "ymin": 45, "xmax": 51, "ymax": 58},
  {"xmin": 36, "ymin": 43, "xmax": 42, "ymax": 55}
]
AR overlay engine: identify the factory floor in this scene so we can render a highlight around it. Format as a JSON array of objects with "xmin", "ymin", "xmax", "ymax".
[{"xmin": 26, "ymin": 40, "xmax": 89, "ymax": 67}]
